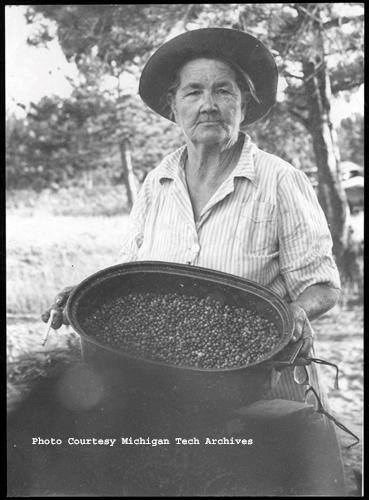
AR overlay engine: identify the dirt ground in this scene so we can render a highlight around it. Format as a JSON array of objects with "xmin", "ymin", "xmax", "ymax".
[
  {"xmin": 7, "ymin": 301, "xmax": 362, "ymax": 496},
  {"xmin": 312, "ymin": 303, "xmax": 363, "ymax": 496}
]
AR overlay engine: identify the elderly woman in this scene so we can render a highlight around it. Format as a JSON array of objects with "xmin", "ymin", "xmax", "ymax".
[
  {"xmin": 43, "ymin": 27, "xmax": 341, "ymax": 400},
  {"xmin": 41, "ymin": 27, "xmax": 348, "ymax": 494}
]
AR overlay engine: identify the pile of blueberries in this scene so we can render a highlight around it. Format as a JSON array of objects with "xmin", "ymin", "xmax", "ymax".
[{"xmin": 82, "ymin": 292, "xmax": 280, "ymax": 369}]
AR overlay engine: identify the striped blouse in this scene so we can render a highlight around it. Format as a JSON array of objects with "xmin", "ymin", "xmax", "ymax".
[{"xmin": 121, "ymin": 132, "xmax": 340, "ymax": 302}]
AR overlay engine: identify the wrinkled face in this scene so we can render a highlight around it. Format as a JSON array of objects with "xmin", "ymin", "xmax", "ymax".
[{"xmin": 170, "ymin": 58, "xmax": 246, "ymax": 147}]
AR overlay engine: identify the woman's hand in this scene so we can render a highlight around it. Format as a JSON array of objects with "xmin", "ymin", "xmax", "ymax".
[
  {"xmin": 288, "ymin": 302, "xmax": 314, "ymax": 357},
  {"xmin": 41, "ymin": 286, "xmax": 75, "ymax": 329}
]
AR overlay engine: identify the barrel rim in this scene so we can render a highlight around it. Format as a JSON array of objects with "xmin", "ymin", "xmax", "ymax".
[{"xmin": 66, "ymin": 261, "xmax": 294, "ymax": 372}]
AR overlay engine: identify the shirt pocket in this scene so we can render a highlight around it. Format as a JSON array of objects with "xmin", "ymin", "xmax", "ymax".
[{"xmin": 235, "ymin": 200, "xmax": 277, "ymax": 255}]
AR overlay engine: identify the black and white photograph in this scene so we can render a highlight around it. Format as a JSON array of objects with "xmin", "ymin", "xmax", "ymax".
[{"xmin": 6, "ymin": 3, "xmax": 364, "ymax": 496}]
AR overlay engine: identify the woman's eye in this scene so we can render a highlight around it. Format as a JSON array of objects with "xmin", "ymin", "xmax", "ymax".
[
  {"xmin": 186, "ymin": 90, "xmax": 201, "ymax": 96},
  {"xmin": 217, "ymin": 88, "xmax": 230, "ymax": 95}
]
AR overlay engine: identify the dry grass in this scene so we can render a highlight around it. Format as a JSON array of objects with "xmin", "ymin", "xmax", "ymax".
[
  {"xmin": 6, "ymin": 185, "xmax": 130, "ymax": 217},
  {"xmin": 7, "ymin": 212, "xmax": 130, "ymax": 315}
]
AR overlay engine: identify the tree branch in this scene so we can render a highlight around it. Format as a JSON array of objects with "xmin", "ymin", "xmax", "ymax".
[
  {"xmin": 294, "ymin": 4, "xmax": 321, "ymax": 24},
  {"xmin": 294, "ymin": 5, "xmax": 363, "ymax": 31},
  {"xmin": 327, "ymin": 47, "xmax": 363, "ymax": 57},
  {"xmin": 283, "ymin": 71, "xmax": 304, "ymax": 80},
  {"xmin": 323, "ymin": 14, "xmax": 364, "ymax": 30},
  {"xmin": 293, "ymin": 103, "xmax": 308, "ymax": 112},
  {"xmin": 303, "ymin": 61, "xmax": 325, "ymax": 83},
  {"xmin": 183, "ymin": 4, "xmax": 196, "ymax": 27},
  {"xmin": 286, "ymin": 106, "xmax": 310, "ymax": 130},
  {"xmin": 331, "ymin": 79, "xmax": 363, "ymax": 94}
]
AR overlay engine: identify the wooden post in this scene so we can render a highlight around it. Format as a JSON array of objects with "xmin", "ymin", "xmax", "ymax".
[{"xmin": 119, "ymin": 138, "xmax": 137, "ymax": 210}]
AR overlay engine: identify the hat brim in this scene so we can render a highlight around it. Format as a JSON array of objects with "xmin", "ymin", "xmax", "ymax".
[{"xmin": 139, "ymin": 28, "xmax": 278, "ymax": 126}]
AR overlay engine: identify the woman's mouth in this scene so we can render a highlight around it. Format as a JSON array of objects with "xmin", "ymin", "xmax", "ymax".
[{"xmin": 198, "ymin": 120, "xmax": 221, "ymax": 125}]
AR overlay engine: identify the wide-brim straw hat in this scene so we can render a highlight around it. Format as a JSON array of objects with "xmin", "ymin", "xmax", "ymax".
[{"xmin": 139, "ymin": 27, "xmax": 278, "ymax": 126}]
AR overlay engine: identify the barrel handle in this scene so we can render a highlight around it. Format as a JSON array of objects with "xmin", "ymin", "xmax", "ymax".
[{"xmin": 272, "ymin": 357, "xmax": 339, "ymax": 390}]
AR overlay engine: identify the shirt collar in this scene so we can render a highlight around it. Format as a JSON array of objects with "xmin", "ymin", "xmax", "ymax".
[
  {"xmin": 158, "ymin": 132, "xmax": 257, "ymax": 186},
  {"xmin": 157, "ymin": 146, "xmax": 186, "ymax": 183},
  {"xmin": 231, "ymin": 133, "xmax": 257, "ymax": 186}
]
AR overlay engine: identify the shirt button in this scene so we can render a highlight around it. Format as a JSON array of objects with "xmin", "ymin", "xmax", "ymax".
[{"xmin": 192, "ymin": 244, "xmax": 200, "ymax": 253}]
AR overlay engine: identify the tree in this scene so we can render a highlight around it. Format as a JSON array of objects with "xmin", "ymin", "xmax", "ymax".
[
  {"xmin": 338, "ymin": 113, "xmax": 364, "ymax": 167},
  {"xmin": 23, "ymin": 4, "xmax": 198, "ymax": 206},
  {"xmin": 6, "ymin": 114, "xmax": 37, "ymax": 189},
  {"xmin": 239, "ymin": 3, "xmax": 363, "ymax": 263},
  {"xmin": 7, "ymin": 89, "xmax": 110, "ymax": 190},
  {"xmin": 23, "ymin": 3, "xmax": 363, "ymax": 259},
  {"xmin": 290, "ymin": 4, "xmax": 362, "ymax": 265}
]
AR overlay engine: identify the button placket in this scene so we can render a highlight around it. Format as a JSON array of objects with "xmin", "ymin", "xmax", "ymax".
[{"xmin": 170, "ymin": 181, "xmax": 197, "ymax": 233}]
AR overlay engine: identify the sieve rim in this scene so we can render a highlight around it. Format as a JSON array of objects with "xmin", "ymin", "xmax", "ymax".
[{"xmin": 66, "ymin": 261, "xmax": 294, "ymax": 373}]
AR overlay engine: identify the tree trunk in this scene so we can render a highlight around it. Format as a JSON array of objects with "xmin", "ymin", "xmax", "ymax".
[
  {"xmin": 302, "ymin": 58, "xmax": 348, "ymax": 266},
  {"xmin": 119, "ymin": 138, "xmax": 137, "ymax": 210}
]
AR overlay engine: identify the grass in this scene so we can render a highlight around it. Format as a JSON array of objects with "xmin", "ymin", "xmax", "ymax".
[
  {"xmin": 7, "ymin": 212, "xmax": 130, "ymax": 315},
  {"xmin": 6, "ymin": 185, "xmax": 134, "ymax": 314},
  {"xmin": 6, "ymin": 185, "xmax": 130, "ymax": 217}
]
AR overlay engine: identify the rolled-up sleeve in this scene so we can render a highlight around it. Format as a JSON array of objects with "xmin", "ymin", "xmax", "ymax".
[
  {"xmin": 277, "ymin": 168, "xmax": 341, "ymax": 301},
  {"xmin": 121, "ymin": 174, "xmax": 153, "ymax": 262}
]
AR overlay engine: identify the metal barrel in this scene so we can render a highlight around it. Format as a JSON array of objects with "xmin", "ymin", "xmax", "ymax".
[{"xmin": 66, "ymin": 261, "xmax": 294, "ymax": 414}]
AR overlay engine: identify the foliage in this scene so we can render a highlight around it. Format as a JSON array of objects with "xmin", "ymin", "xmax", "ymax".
[
  {"xmin": 6, "ymin": 66, "xmax": 184, "ymax": 190},
  {"xmin": 6, "ymin": 115, "xmax": 37, "ymax": 189},
  {"xmin": 7, "ymin": 4, "xmax": 363, "ymax": 200},
  {"xmin": 337, "ymin": 113, "xmax": 364, "ymax": 167},
  {"xmin": 248, "ymin": 103, "xmax": 315, "ymax": 171},
  {"xmin": 25, "ymin": 5, "xmax": 194, "ymax": 68}
]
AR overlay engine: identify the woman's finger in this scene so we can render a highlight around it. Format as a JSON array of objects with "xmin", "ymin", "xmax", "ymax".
[
  {"xmin": 292, "ymin": 318, "xmax": 304, "ymax": 342},
  {"xmin": 54, "ymin": 286, "xmax": 74, "ymax": 309},
  {"xmin": 51, "ymin": 311, "xmax": 64, "ymax": 330},
  {"xmin": 303, "ymin": 319, "xmax": 314, "ymax": 336},
  {"xmin": 55, "ymin": 292, "xmax": 68, "ymax": 308},
  {"xmin": 62, "ymin": 310, "xmax": 70, "ymax": 326},
  {"xmin": 299, "ymin": 318, "xmax": 315, "ymax": 356},
  {"xmin": 292, "ymin": 315, "xmax": 306, "ymax": 342},
  {"xmin": 289, "ymin": 303, "xmax": 307, "ymax": 342},
  {"xmin": 41, "ymin": 311, "xmax": 50, "ymax": 323},
  {"xmin": 299, "ymin": 336, "xmax": 313, "ymax": 356}
]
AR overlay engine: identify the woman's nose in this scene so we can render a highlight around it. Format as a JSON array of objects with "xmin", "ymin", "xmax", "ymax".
[{"xmin": 201, "ymin": 91, "xmax": 218, "ymax": 111}]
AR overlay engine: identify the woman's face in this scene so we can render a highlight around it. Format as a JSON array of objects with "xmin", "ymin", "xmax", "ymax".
[{"xmin": 170, "ymin": 58, "xmax": 246, "ymax": 147}]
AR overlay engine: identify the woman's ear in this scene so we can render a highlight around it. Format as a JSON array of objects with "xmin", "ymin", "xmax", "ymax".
[
  {"xmin": 240, "ymin": 90, "xmax": 248, "ymax": 122},
  {"xmin": 167, "ymin": 93, "xmax": 177, "ymax": 122}
]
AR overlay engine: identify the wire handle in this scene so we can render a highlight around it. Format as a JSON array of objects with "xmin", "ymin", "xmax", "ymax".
[
  {"xmin": 304, "ymin": 386, "xmax": 360, "ymax": 449},
  {"xmin": 306, "ymin": 357, "xmax": 340, "ymax": 390},
  {"xmin": 42, "ymin": 309, "xmax": 57, "ymax": 346},
  {"xmin": 274, "ymin": 356, "xmax": 339, "ymax": 390}
]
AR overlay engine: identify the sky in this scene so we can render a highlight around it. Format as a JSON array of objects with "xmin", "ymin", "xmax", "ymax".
[
  {"xmin": 5, "ymin": 5, "xmax": 364, "ymax": 125},
  {"xmin": 6, "ymin": 6, "xmax": 79, "ymax": 116}
]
